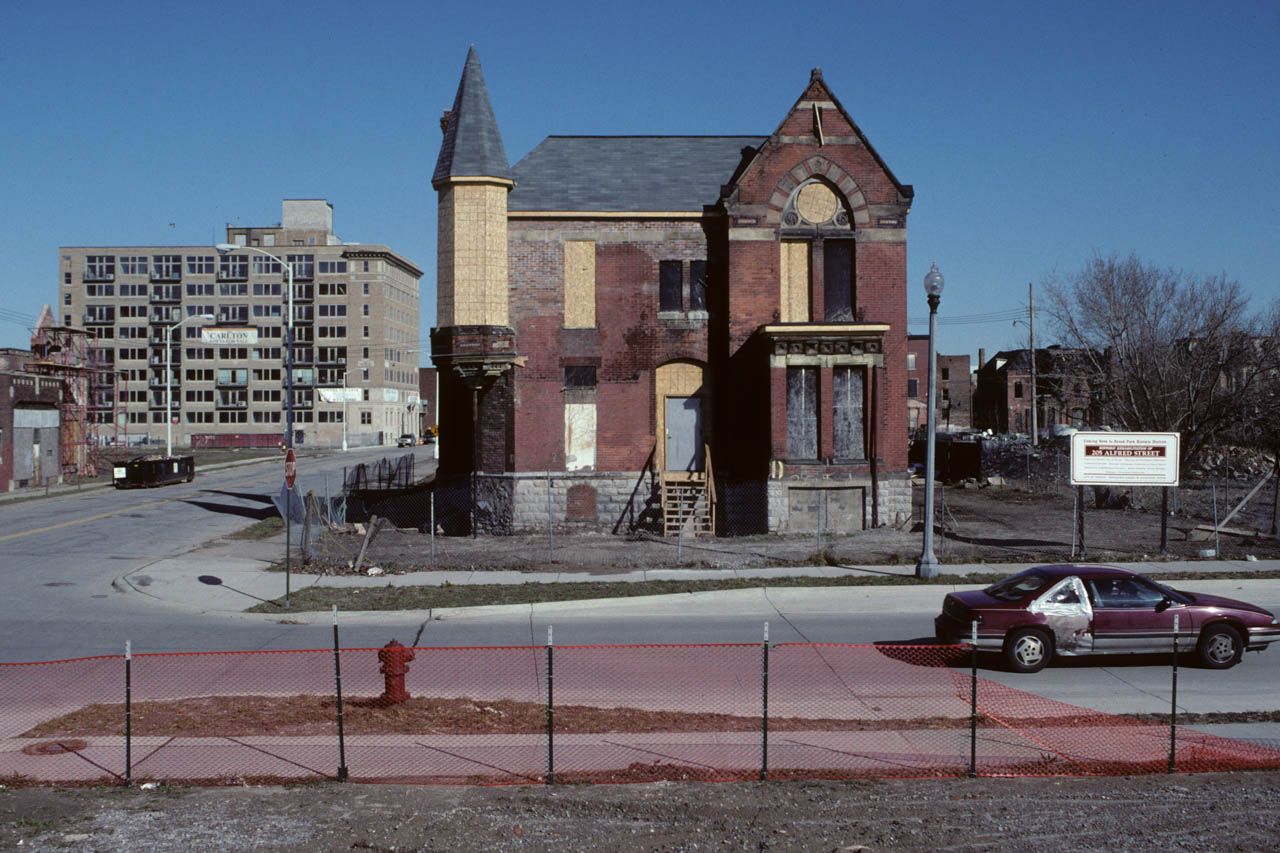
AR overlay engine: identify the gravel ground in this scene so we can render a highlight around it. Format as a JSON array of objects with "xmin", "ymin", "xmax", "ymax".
[{"xmin": 4, "ymin": 773, "xmax": 1279, "ymax": 852}]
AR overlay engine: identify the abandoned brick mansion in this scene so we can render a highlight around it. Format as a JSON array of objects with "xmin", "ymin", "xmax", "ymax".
[{"xmin": 430, "ymin": 48, "xmax": 914, "ymax": 535}]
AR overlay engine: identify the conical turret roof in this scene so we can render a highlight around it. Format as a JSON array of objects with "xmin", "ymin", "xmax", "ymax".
[{"xmin": 432, "ymin": 46, "xmax": 512, "ymax": 185}]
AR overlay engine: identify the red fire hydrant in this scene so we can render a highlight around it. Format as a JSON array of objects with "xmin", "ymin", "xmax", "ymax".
[{"xmin": 377, "ymin": 639, "xmax": 415, "ymax": 705}]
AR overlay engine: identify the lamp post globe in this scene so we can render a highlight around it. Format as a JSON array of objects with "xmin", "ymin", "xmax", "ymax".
[{"xmin": 916, "ymin": 262, "xmax": 944, "ymax": 578}]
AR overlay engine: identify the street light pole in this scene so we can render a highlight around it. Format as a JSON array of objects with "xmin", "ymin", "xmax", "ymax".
[
  {"xmin": 216, "ymin": 244, "xmax": 294, "ymax": 449},
  {"xmin": 916, "ymin": 262, "xmax": 945, "ymax": 579},
  {"xmin": 165, "ymin": 313, "xmax": 215, "ymax": 456}
]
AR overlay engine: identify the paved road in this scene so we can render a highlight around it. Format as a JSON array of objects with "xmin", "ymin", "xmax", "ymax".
[
  {"xmin": 2, "ymin": 459, "xmax": 1279, "ymax": 727},
  {"xmin": 0, "ymin": 446, "xmax": 431, "ymax": 661}
]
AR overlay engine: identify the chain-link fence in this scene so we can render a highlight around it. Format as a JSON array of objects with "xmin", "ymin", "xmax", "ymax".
[{"xmin": 3, "ymin": 632, "xmax": 1277, "ymax": 787}]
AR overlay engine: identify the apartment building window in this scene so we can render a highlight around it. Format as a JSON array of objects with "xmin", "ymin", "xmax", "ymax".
[
  {"xmin": 1014, "ymin": 382, "xmax": 1024, "ymax": 398},
  {"xmin": 218, "ymin": 254, "xmax": 248, "ymax": 280},
  {"xmin": 119, "ymin": 284, "xmax": 147, "ymax": 297},
  {"xmin": 362, "ymin": 347, "xmax": 369, "ymax": 359},
  {"xmin": 253, "ymin": 304, "xmax": 281, "ymax": 318},
  {"xmin": 152, "ymin": 255, "xmax": 182, "ymax": 280},
  {"xmin": 186, "ymin": 369, "xmax": 214, "ymax": 382},
  {"xmin": 318, "ymin": 260, "xmax": 347, "ymax": 274},
  {"xmin": 219, "ymin": 305, "xmax": 249, "ymax": 325},
  {"xmin": 907, "ymin": 353, "xmax": 917, "ymax": 370},
  {"xmin": 258, "ymin": 326, "xmax": 282, "ymax": 339},
  {"xmin": 823, "ymin": 240, "xmax": 854, "ymax": 321},
  {"xmin": 217, "ymin": 348, "xmax": 248, "ymax": 361},
  {"xmin": 219, "ymin": 411, "xmax": 248, "ymax": 423},
  {"xmin": 286, "ymin": 254, "xmax": 314, "ymax": 278},
  {"xmin": 185, "ymin": 411, "xmax": 215, "ymax": 424},
  {"xmin": 186, "ymin": 255, "xmax": 214, "ymax": 275},
  {"xmin": 186, "ymin": 283, "xmax": 214, "ymax": 296},
  {"xmin": 941, "ymin": 367, "xmax": 950, "ymax": 381},
  {"xmin": 253, "ymin": 282, "xmax": 281, "ymax": 296},
  {"xmin": 85, "ymin": 284, "xmax": 114, "ymax": 297},
  {"xmin": 907, "ymin": 379, "xmax": 918, "ymax": 397},
  {"xmin": 319, "ymin": 304, "xmax": 346, "ymax": 317},
  {"xmin": 185, "ymin": 347, "xmax": 214, "ymax": 360},
  {"xmin": 218, "ymin": 282, "xmax": 248, "ymax": 297},
  {"xmin": 786, "ymin": 367, "xmax": 819, "ymax": 459},
  {"xmin": 184, "ymin": 389, "xmax": 214, "ymax": 403},
  {"xmin": 362, "ymin": 326, "xmax": 369, "ymax": 338},
  {"xmin": 252, "ymin": 368, "xmax": 282, "ymax": 381},
  {"xmin": 361, "ymin": 367, "xmax": 369, "ymax": 381},
  {"xmin": 318, "ymin": 325, "xmax": 347, "ymax": 338},
  {"xmin": 252, "ymin": 256, "xmax": 280, "ymax": 275},
  {"xmin": 253, "ymin": 411, "xmax": 282, "ymax": 424},
  {"xmin": 85, "ymin": 256, "xmax": 115, "ymax": 281},
  {"xmin": 360, "ymin": 411, "xmax": 372, "ymax": 425},
  {"xmin": 362, "ymin": 282, "xmax": 370, "ymax": 295},
  {"xmin": 84, "ymin": 304, "xmax": 115, "ymax": 324},
  {"xmin": 319, "ymin": 282, "xmax": 347, "ymax": 296},
  {"xmin": 252, "ymin": 347, "xmax": 282, "ymax": 360}
]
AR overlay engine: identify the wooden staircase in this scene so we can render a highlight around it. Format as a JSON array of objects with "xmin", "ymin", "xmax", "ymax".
[{"xmin": 661, "ymin": 445, "xmax": 715, "ymax": 537}]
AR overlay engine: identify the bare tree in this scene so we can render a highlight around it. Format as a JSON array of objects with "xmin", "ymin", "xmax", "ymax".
[{"xmin": 1043, "ymin": 253, "xmax": 1267, "ymax": 465}]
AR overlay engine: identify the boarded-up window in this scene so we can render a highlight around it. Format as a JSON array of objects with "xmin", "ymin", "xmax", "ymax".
[
  {"xmin": 833, "ymin": 367, "xmax": 865, "ymax": 459},
  {"xmin": 786, "ymin": 367, "xmax": 818, "ymax": 459},
  {"xmin": 659, "ymin": 260, "xmax": 682, "ymax": 312},
  {"xmin": 689, "ymin": 260, "xmax": 707, "ymax": 311},
  {"xmin": 564, "ymin": 241, "xmax": 596, "ymax": 328},
  {"xmin": 823, "ymin": 240, "xmax": 854, "ymax": 321},
  {"xmin": 780, "ymin": 242, "xmax": 810, "ymax": 322}
]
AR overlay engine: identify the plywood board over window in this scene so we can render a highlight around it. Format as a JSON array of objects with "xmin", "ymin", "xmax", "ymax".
[
  {"xmin": 565, "ymin": 402, "xmax": 596, "ymax": 471},
  {"xmin": 780, "ymin": 242, "xmax": 810, "ymax": 322},
  {"xmin": 564, "ymin": 241, "xmax": 596, "ymax": 328}
]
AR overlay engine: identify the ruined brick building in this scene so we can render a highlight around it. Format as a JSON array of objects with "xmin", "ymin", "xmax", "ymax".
[{"xmin": 430, "ymin": 47, "xmax": 914, "ymax": 535}]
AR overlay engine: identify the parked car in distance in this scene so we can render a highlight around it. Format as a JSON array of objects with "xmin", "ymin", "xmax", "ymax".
[
  {"xmin": 396, "ymin": 433, "xmax": 416, "ymax": 447},
  {"xmin": 935, "ymin": 564, "xmax": 1280, "ymax": 673}
]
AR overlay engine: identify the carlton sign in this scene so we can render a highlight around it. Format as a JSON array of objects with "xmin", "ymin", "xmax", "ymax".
[{"xmin": 1069, "ymin": 431, "xmax": 1180, "ymax": 487}]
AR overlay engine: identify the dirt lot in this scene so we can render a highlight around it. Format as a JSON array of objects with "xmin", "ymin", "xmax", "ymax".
[
  {"xmin": 305, "ymin": 479, "xmax": 1280, "ymax": 575},
  {"xmin": 4, "ymin": 772, "xmax": 1279, "ymax": 852}
]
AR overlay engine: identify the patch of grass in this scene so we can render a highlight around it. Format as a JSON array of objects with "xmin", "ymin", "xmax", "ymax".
[
  {"xmin": 247, "ymin": 567, "xmax": 1280, "ymax": 613},
  {"xmin": 226, "ymin": 517, "xmax": 285, "ymax": 540}
]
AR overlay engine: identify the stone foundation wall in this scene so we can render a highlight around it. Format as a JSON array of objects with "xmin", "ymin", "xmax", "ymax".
[{"xmin": 434, "ymin": 469, "xmax": 910, "ymax": 536}]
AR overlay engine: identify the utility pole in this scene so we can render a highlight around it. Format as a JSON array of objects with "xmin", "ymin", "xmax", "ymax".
[{"xmin": 1029, "ymin": 282, "xmax": 1038, "ymax": 446}]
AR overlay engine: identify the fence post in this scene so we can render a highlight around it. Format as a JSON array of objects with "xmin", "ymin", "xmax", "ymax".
[
  {"xmin": 969, "ymin": 620, "xmax": 978, "ymax": 777},
  {"xmin": 333, "ymin": 606, "xmax": 349, "ymax": 782},
  {"xmin": 546, "ymin": 625, "xmax": 554, "ymax": 785},
  {"xmin": 429, "ymin": 490, "xmax": 436, "ymax": 568},
  {"xmin": 124, "ymin": 640, "xmax": 132, "ymax": 786},
  {"xmin": 761, "ymin": 621, "xmax": 770, "ymax": 782},
  {"xmin": 817, "ymin": 492, "xmax": 824, "ymax": 556},
  {"xmin": 1169, "ymin": 612, "xmax": 1179, "ymax": 774},
  {"xmin": 547, "ymin": 471, "xmax": 554, "ymax": 563}
]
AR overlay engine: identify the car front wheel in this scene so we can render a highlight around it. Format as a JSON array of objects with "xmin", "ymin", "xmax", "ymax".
[
  {"xmin": 1197, "ymin": 624, "xmax": 1242, "ymax": 669},
  {"xmin": 1004, "ymin": 628, "xmax": 1052, "ymax": 673}
]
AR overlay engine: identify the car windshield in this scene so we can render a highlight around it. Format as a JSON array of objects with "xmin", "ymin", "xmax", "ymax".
[{"xmin": 984, "ymin": 571, "xmax": 1050, "ymax": 602}]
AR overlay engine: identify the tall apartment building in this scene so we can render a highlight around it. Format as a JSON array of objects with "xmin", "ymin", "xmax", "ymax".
[{"xmin": 58, "ymin": 200, "xmax": 423, "ymax": 449}]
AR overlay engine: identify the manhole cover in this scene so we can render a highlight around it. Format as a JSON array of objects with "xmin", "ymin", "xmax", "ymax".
[{"xmin": 23, "ymin": 740, "xmax": 88, "ymax": 756}]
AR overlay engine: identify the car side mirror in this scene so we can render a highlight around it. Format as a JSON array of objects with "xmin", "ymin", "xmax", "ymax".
[{"xmin": 1155, "ymin": 597, "xmax": 1171, "ymax": 613}]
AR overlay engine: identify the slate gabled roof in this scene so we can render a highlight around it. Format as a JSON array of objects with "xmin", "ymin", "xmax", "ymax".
[
  {"xmin": 508, "ymin": 136, "xmax": 763, "ymax": 212},
  {"xmin": 432, "ymin": 46, "xmax": 512, "ymax": 185}
]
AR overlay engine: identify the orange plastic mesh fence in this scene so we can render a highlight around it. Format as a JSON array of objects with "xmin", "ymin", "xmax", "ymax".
[{"xmin": 1, "ymin": 643, "xmax": 1277, "ymax": 786}]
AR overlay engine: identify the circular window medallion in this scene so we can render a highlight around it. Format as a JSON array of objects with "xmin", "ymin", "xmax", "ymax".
[{"xmin": 794, "ymin": 182, "xmax": 839, "ymax": 224}]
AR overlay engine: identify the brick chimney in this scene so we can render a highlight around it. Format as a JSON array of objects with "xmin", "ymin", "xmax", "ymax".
[{"xmin": 978, "ymin": 348, "xmax": 986, "ymax": 371}]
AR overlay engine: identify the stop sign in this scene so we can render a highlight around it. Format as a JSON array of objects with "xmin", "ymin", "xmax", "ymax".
[{"xmin": 284, "ymin": 447, "xmax": 297, "ymax": 489}]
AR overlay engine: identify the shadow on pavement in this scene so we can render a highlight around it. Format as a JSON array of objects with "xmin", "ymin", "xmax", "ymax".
[{"xmin": 180, "ymin": 499, "xmax": 275, "ymax": 521}]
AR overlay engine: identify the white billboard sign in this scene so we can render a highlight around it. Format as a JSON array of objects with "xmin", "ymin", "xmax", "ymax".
[
  {"xmin": 201, "ymin": 327, "xmax": 259, "ymax": 345},
  {"xmin": 382, "ymin": 388, "xmax": 400, "ymax": 403},
  {"xmin": 1070, "ymin": 432, "xmax": 1180, "ymax": 487},
  {"xmin": 317, "ymin": 388, "xmax": 362, "ymax": 403}
]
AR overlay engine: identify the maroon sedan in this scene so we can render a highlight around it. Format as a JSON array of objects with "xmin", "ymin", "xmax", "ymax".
[{"xmin": 935, "ymin": 564, "xmax": 1280, "ymax": 673}]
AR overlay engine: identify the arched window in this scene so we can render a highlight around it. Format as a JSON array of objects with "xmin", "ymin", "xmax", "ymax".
[{"xmin": 779, "ymin": 179, "xmax": 856, "ymax": 322}]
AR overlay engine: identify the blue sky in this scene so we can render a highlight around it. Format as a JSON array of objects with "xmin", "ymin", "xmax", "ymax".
[{"xmin": 2, "ymin": 0, "xmax": 1277, "ymax": 367}]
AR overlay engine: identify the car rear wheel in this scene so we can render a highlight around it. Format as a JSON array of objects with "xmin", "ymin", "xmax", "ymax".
[
  {"xmin": 1196, "ymin": 624, "xmax": 1242, "ymax": 669},
  {"xmin": 1004, "ymin": 628, "xmax": 1052, "ymax": 673}
]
